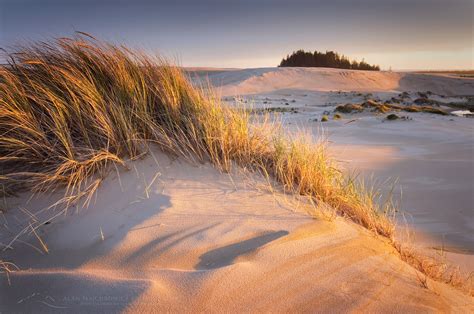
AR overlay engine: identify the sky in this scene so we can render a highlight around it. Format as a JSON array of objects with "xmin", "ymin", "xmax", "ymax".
[{"xmin": 0, "ymin": 0, "xmax": 472, "ymax": 70}]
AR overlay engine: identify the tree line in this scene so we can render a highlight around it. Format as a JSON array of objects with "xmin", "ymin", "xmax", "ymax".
[{"xmin": 279, "ymin": 50, "xmax": 380, "ymax": 71}]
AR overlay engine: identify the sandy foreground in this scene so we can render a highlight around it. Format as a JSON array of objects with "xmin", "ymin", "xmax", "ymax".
[
  {"xmin": 1, "ymin": 151, "xmax": 473, "ymax": 312},
  {"xmin": 1, "ymin": 68, "xmax": 473, "ymax": 312}
]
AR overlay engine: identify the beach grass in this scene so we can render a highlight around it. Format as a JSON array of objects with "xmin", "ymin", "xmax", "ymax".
[
  {"xmin": 0, "ymin": 33, "xmax": 393, "ymax": 237},
  {"xmin": 0, "ymin": 33, "xmax": 471, "ymax": 294}
]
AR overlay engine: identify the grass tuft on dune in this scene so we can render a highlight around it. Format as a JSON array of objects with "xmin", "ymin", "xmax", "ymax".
[
  {"xmin": 0, "ymin": 34, "xmax": 471, "ymax": 295},
  {"xmin": 0, "ymin": 33, "xmax": 393, "ymax": 238}
]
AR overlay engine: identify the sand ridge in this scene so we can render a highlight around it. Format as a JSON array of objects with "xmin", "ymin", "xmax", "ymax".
[
  {"xmin": 193, "ymin": 67, "xmax": 474, "ymax": 96},
  {"xmin": 197, "ymin": 67, "xmax": 474, "ymax": 271}
]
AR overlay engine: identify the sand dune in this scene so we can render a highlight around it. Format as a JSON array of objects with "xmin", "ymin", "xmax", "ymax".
[
  {"xmin": 191, "ymin": 67, "xmax": 474, "ymax": 96},
  {"xmin": 2, "ymin": 65, "xmax": 473, "ymax": 312},
  {"xmin": 1, "ymin": 151, "xmax": 472, "ymax": 312},
  {"xmin": 195, "ymin": 67, "xmax": 474, "ymax": 268}
]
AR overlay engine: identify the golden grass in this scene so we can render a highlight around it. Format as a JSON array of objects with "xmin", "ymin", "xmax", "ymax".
[
  {"xmin": 0, "ymin": 260, "xmax": 19, "ymax": 285},
  {"xmin": 0, "ymin": 34, "xmax": 471, "ymax": 294},
  {"xmin": 0, "ymin": 34, "xmax": 393, "ymax": 237},
  {"xmin": 394, "ymin": 242, "xmax": 473, "ymax": 296}
]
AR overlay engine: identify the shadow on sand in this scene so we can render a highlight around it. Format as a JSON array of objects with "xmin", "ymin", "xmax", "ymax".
[{"xmin": 196, "ymin": 230, "xmax": 288, "ymax": 270}]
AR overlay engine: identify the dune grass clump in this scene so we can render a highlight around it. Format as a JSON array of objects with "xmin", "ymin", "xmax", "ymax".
[
  {"xmin": 394, "ymin": 243, "xmax": 473, "ymax": 296},
  {"xmin": 1, "ymin": 34, "xmax": 471, "ymax": 294},
  {"xmin": 0, "ymin": 33, "xmax": 393, "ymax": 235},
  {"xmin": 0, "ymin": 34, "xmax": 268, "ymax": 198}
]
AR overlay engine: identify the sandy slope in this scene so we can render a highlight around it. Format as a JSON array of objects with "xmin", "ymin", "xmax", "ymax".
[
  {"xmin": 194, "ymin": 67, "xmax": 474, "ymax": 268},
  {"xmin": 326, "ymin": 117, "xmax": 474, "ymax": 254},
  {"xmin": 2, "ymin": 68, "xmax": 473, "ymax": 312},
  {"xmin": 190, "ymin": 67, "xmax": 474, "ymax": 96},
  {"xmin": 1, "ymin": 150, "xmax": 472, "ymax": 312}
]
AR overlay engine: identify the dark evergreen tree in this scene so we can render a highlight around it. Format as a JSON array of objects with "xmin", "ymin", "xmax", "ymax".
[{"xmin": 279, "ymin": 50, "xmax": 380, "ymax": 71}]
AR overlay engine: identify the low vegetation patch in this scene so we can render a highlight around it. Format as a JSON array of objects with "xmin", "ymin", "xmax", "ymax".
[
  {"xmin": 335, "ymin": 103, "xmax": 364, "ymax": 113},
  {"xmin": 414, "ymin": 97, "xmax": 437, "ymax": 106},
  {"xmin": 419, "ymin": 106, "xmax": 448, "ymax": 115},
  {"xmin": 394, "ymin": 243, "xmax": 472, "ymax": 295},
  {"xmin": 445, "ymin": 97, "xmax": 474, "ymax": 112},
  {"xmin": 404, "ymin": 106, "xmax": 421, "ymax": 113},
  {"xmin": 335, "ymin": 100, "xmax": 448, "ymax": 116},
  {"xmin": 252, "ymin": 107, "xmax": 298, "ymax": 114},
  {"xmin": 386, "ymin": 114, "xmax": 399, "ymax": 120}
]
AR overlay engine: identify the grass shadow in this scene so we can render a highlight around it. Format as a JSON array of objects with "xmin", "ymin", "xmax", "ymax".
[{"xmin": 195, "ymin": 230, "xmax": 288, "ymax": 270}]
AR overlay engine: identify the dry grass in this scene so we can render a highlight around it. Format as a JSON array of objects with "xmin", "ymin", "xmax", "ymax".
[
  {"xmin": 394, "ymin": 242, "xmax": 473, "ymax": 296},
  {"xmin": 0, "ymin": 260, "xmax": 19, "ymax": 285},
  {"xmin": 0, "ymin": 33, "xmax": 393, "ymax": 237},
  {"xmin": 335, "ymin": 100, "xmax": 448, "ymax": 115},
  {"xmin": 0, "ymin": 34, "xmax": 471, "ymax": 294},
  {"xmin": 335, "ymin": 103, "xmax": 364, "ymax": 113}
]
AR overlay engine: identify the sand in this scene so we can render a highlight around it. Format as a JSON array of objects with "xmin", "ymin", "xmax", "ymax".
[
  {"xmin": 1, "ymin": 67, "xmax": 473, "ymax": 312},
  {"xmin": 1, "ymin": 150, "xmax": 472, "ymax": 312},
  {"xmin": 200, "ymin": 68, "xmax": 474, "ymax": 269},
  {"xmin": 191, "ymin": 67, "xmax": 474, "ymax": 96}
]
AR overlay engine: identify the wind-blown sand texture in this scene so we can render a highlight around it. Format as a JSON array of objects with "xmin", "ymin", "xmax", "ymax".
[
  {"xmin": 2, "ymin": 67, "xmax": 473, "ymax": 312},
  {"xmin": 1, "ymin": 151, "xmax": 472, "ymax": 312},
  {"xmin": 195, "ymin": 67, "xmax": 474, "ymax": 258}
]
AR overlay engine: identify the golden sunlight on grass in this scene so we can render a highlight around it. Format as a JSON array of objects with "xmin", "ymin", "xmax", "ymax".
[
  {"xmin": 0, "ymin": 33, "xmax": 393, "ymax": 237},
  {"xmin": 0, "ymin": 33, "xmax": 471, "ymax": 295}
]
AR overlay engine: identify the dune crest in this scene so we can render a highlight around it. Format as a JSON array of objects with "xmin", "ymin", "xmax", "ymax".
[{"xmin": 192, "ymin": 67, "xmax": 474, "ymax": 96}]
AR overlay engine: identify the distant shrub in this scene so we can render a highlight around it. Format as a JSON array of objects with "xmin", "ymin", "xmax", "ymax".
[
  {"xmin": 321, "ymin": 115, "xmax": 329, "ymax": 122},
  {"xmin": 335, "ymin": 104, "xmax": 364, "ymax": 113},
  {"xmin": 279, "ymin": 50, "xmax": 380, "ymax": 71},
  {"xmin": 386, "ymin": 114, "xmax": 399, "ymax": 120}
]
